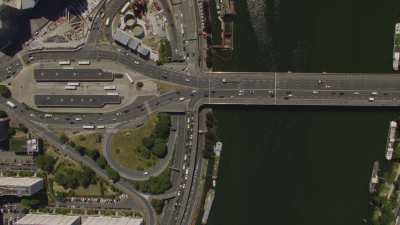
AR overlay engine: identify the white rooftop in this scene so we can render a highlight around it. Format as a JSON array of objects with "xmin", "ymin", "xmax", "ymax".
[
  {"xmin": 83, "ymin": 216, "xmax": 143, "ymax": 225},
  {"xmin": 0, "ymin": 176, "xmax": 42, "ymax": 187},
  {"xmin": 16, "ymin": 214, "xmax": 80, "ymax": 225}
]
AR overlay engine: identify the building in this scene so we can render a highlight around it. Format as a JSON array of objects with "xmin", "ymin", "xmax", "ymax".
[
  {"xmin": 137, "ymin": 45, "xmax": 150, "ymax": 58},
  {"xmin": 0, "ymin": 0, "xmax": 39, "ymax": 10},
  {"xmin": 15, "ymin": 214, "xmax": 81, "ymax": 225},
  {"xmin": 26, "ymin": 138, "xmax": 40, "ymax": 155},
  {"xmin": 82, "ymin": 216, "xmax": 143, "ymax": 225},
  {"xmin": 0, "ymin": 117, "xmax": 9, "ymax": 143},
  {"xmin": 0, "ymin": 176, "xmax": 43, "ymax": 196}
]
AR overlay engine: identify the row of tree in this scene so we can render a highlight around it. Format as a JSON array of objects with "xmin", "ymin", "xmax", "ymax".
[
  {"xmin": 134, "ymin": 169, "xmax": 172, "ymax": 194},
  {"xmin": 141, "ymin": 114, "xmax": 171, "ymax": 158},
  {"xmin": 54, "ymin": 165, "xmax": 97, "ymax": 190}
]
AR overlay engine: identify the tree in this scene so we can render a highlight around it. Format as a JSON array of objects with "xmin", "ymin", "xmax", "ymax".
[
  {"xmin": 151, "ymin": 138, "xmax": 167, "ymax": 158},
  {"xmin": 77, "ymin": 167, "xmax": 95, "ymax": 188},
  {"xmin": 137, "ymin": 146, "xmax": 151, "ymax": 159},
  {"xmin": 106, "ymin": 167, "xmax": 120, "ymax": 182},
  {"xmin": 59, "ymin": 133, "xmax": 69, "ymax": 144},
  {"xmin": 0, "ymin": 110, "xmax": 7, "ymax": 118},
  {"xmin": 151, "ymin": 199, "xmax": 164, "ymax": 214},
  {"xmin": 54, "ymin": 168, "xmax": 79, "ymax": 189},
  {"xmin": 142, "ymin": 136, "xmax": 155, "ymax": 149},
  {"xmin": 75, "ymin": 145, "xmax": 86, "ymax": 156},
  {"xmin": 96, "ymin": 155, "xmax": 107, "ymax": 169},
  {"xmin": 0, "ymin": 85, "xmax": 11, "ymax": 98},
  {"xmin": 35, "ymin": 155, "xmax": 56, "ymax": 173},
  {"xmin": 87, "ymin": 149, "xmax": 99, "ymax": 160},
  {"xmin": 136, "ymin": 81, "xmax": 144, "ymax": 89}
]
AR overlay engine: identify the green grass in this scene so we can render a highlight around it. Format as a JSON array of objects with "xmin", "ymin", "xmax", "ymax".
[
  {"xmin": 10, "ymin": 136, "xmax": 26, "ymax": 152},
  {"xmin": 71, "ymin": 132, "xmax": 102, "ymax": 153},
  {"xmin": 111, "ymin": 115, "xmax": 159, "ymax": 171}
]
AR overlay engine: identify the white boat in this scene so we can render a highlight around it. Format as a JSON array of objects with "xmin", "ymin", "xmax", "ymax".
[{"xmin": 393, "ymin": 23, "xmax": 400, "ymax": 71}]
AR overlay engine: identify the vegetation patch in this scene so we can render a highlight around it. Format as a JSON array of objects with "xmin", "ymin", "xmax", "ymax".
[
  {"xmin": 111, "ymin": 113, "xmax": 171, "ymax": 171},
  {"xmin": 132, "ymin": 168, "xmax": 172, "ymax": 194}
]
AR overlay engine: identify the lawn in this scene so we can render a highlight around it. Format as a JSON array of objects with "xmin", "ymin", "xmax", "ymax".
[
  {"xmin": 52, "ymin": 181, "xmax": 118, "ymax": 197},
  {"xmin": 156, "ymin": 81, "xmax": 190, "ymax": 94},
  {"xmin": 71, "ymin": 132, "xmax": 102, "ymax": 153},
  {"xmin": 111, "ymin": 114, "xmax": 159, "ymax": 171},
  {"xmin": 9, "ymin": 130, "xmax": 27, "ymax": 152}
]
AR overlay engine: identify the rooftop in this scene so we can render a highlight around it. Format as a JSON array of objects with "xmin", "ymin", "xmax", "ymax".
[
  {"xmin": 34, "ymin": 69, "xmax": 115, "ymax": 82},
  {"xmin": 34, "ymin": 95, "xmax": 122, "ymax": 108},
  {"xmin": 0, "ymin": 176, "xmax": 42, "ymax": 187},
  {"xmin": 83, "ymin": 216, "xmax": 143, "ymax": 225},
  {"xmin": 16, "ymin": 214, "xmax": 80, "ymax": 225}
]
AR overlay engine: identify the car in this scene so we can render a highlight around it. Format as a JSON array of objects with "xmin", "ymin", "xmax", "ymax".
[
  {"xmin": 134, "ymin": 60, "xmax": 139, "ymax": 65},
  {"xmin": 371, "ymin": 91, "xmax": 378, "ymax": 96},
  {"xmin": 185, "ymin": 78, "xmax": 190, "ymax": 82},
  {"xmin": 143, "ymin": 172, "xmax": 148, "ymax": 175},
  {"xmin": 353, "ymin": 92, "xmax": 360, "ymax": 95},
  {"xmin": 312, "ymin": 90, "xmax": 319, "ymax": 94},
  {"xmin": 75, "ymin": 117, "xmax": 82, "ymax": 121},
  {"xmin": 369, "ymin": 97, "xmax": 375, "ymax": 102},
  {"xmin": 179, "ymin": 97, "xmax": 185, "ymax": 101}
]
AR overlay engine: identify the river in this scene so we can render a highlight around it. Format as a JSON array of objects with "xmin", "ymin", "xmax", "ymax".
[
  {"xmin": 211, "ymin": 0, "xmax": 400, "ymax": 73},
  {"xmin": 206, "ymin": 0, "xmax": 400, "ymax": 224},
  {"xmin": 207, "ymin": 107, "xmax": 397, "ymax": 225}
]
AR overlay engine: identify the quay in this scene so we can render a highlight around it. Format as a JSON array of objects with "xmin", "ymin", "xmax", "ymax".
[{"xmin": 369, "ymin": 161, "xmax": 379, "ymax": 193}]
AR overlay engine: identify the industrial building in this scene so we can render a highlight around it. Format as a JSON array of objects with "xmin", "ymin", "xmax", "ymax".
[
  {"xmin": 15, "ymin": 214, "xmax": 81, "ymax": 225},
  {"xmin": 113, "ymin": 28, "xmax": 150, "ymax": 58},
  {"xmin": 0, "ymin": 176, "xmax": 43, "ymax": 196},
  {"xmin": 0, "ymin": 117, "xmax": 9, "ymax": 143},
  {"xmin": 82, "ymin": 216, "xmax": 143, "ymax": 225},
  {"xmin": 34, "ymin": 69, "xmax": 115, "ymax": 82},
  {"xmin": 34, "ymin": 95, "xmax": 122, "ymax": 108},
  {"xmin": 15, "ymin": 215, "xmax": 143, "ymax": 225}
]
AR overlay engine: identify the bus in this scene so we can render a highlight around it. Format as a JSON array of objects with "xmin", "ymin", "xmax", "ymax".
[
  {"xmin": 103, "ymin": 85, "xmax": 116, "ymax": 90},
  {"xmin": 64, "ymin": 85, "xmax": 77, "ymax": 90},
  {"xmin": 125, "ymin": 72, "xmax": 134, "ymax": 84},
  {"xmin": 78, "ymin": 60, "xmax": 90, "ymax": 65},
  {"xmin": 120, "ymin": 2, "xmax": 130, "ymax": 14},
  {"xmin": 6, "ymin": 101, "xmax": 16, "ymax": 108},
  {"xmin": 107, "ymin": 92, "xmax": 119, "ymax": 96},
  {"xmin": 82, "ymin": 125, "xmax": 95, "ymax": 129},
  {"xmin": 105, "ymin": 17, "xmax": 111, "ymax": 27},
  {"xmin": 58, "ymin": 60, "xmax": 71, "ymax": 65},
  {"xmin": 67, "ymin": 82, "xmax": 80, "ymax": 86}
]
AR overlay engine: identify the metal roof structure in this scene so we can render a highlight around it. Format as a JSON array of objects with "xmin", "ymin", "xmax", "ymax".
[
  {"xmin": 34, "ymin": 95, "xmax": 122, "ymax": 108},
  {"xmin": 137, "ymin": 45, "xmax": 150, "ymax": 57},
  {"xmin": 16, "ymin": 214, "xmax": 80, "ymax": 225},
  {"xmin": 83, "ymin": 216, "xmax": 143, "ymax": 225},
  {"xmin": 0, "ymin": 176, "xmax": 42, "ymax": 187},
  {"xmin": 34, "ymin": 69, "xmax": 115, "ymax": 82},
  {"xmin": 113, "ymin": 29, "xmax": 130, "ymax": 46},
  {"xmin": 127, "ymin": 38, "xmax": 139, "ymax": 51}
]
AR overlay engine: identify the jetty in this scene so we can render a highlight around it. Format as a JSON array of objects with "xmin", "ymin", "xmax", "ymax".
[
  {"xmin": 369, "ymin": 161, "xmax": 379, "ymax": 193},
  {"xmin": 386, "ymin": 121, "xmax": 397, "ymax": 160}
]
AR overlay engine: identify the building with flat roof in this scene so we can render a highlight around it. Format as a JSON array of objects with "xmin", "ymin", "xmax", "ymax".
[
  {"xmin": 34, "ymin": 95, "xmax": 122, "ymax": 108},
  {"xmin": 26, "ymin": 138, "xmax": 40, "ymax": 155},
  {"xmin": 15, "ymin": 214, "xmax": 80, "ymax": 225},
  {"xmin": 83, "ymin": 216, "xmax": 143, "ymax": 225},
  {"xmin": 0, "ymin": 176, "xmax": 43, "ymax": 196},
  {"xmin": 34, "ymin": 69, "xmax": 115, "ymax": 82}
]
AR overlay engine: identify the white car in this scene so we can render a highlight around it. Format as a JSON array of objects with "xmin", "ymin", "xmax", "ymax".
[
  {"xmin": 75, "ymin": 117, "xmax": 82, "ymax": 121},
  {"xmin": 143, "ymin": 172, "xmax": 148, "ymax": 175},
  {"xmin": 312, "ymin": 90, "xmax": 319, "ymax": 94},
  {"xmin": 134, "ymin": 61, "xmax": 139, "ymax": 65},
  {"xmin": 179, "ymin": 97, "xmax": 185, "ymax": 101}
]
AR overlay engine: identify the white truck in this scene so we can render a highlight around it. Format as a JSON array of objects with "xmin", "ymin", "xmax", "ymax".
[{"xmin": 6, "ymin": 101, "xmax": 16, "ymax": 108}]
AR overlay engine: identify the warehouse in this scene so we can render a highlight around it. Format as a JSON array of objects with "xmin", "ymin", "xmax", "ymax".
[
  {"xmin": 34, "ymin": 95, "xmax": 122, "ymax": 108},
  {"xmin": 15, "ymin": 214, "xmax": 81, "ymax": 225},
  {"xmin": 82, "ymin": 216, "xmax": 143, "ymax": 225},
  {"xmin": 0, "ymin": 176, "xmax": 43, "ymax": 196},
  {"xmin": 34, "ymin": 69, "xmax": 115, "ymax": 82}
]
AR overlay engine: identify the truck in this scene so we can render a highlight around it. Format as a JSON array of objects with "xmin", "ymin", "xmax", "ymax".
[
  {"xmin": 105, "ymin": 17, "xmax": 111, "ymax": 27},
  {"xmin": 58, "ymin": 60, "xmax": 71, "ymax": 65},
  {"xmin": 64, "ymin": 85, "xmax": 77, "ymax": 90},
  {"xmin": 106, "ymin": 92, "xmax": 119, "ymax": 96},
  {"xmin": 120, "ymin": 2, "xmax": 130, "ymax": 14},
  {"xmin": 96, "ymin": 125, "xmax": 105, "ymax": 129},
  {"xmin": 67, "ymin": 82, "xmax": 80, "ymax": 86},
  {"xmin": 82, "ymin": 125, "xmax": 95, "ymax": 129},
  {"xmin": 6, "ymin": 101, "xmax": 16, "ymax": 108},
  {"xmin": 125, "ymin": 72, "xmax": 134, "ymax": 84},
  {"xmin": 78, "ymin": 60, "xmax": 90, "ymax": 65},
  {"xmin": 103, "ymin": 85, "xmax": 117, "ymax": 90}
]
